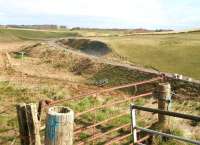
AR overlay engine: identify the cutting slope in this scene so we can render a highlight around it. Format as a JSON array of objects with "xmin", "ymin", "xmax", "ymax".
[{"xmin": 58, "ymin": 38, "xmax": 112, "ymax": 56}]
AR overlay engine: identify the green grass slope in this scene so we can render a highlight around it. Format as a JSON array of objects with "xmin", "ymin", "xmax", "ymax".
[{"xmin": 97, "ymin": 32, "xmax": 200, "ymax": 79}]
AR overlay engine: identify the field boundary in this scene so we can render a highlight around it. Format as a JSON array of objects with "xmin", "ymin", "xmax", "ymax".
[{"xmin": 15, "ymin": 77, "xmax": 163, "ymax": 145}]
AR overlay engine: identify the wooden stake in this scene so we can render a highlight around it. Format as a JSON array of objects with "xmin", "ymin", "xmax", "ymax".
[
  {"xmin": 26, "ymin": 104, "xmax": 41, "ymax": 145},
  {"xmin": 45, "ymin": 106, "xmax": 74, "ymax": 145},
  {"xmin": 16, "ymin": 103, "xmax": 30, "ymax": 145},
  {"xmin": 16, "ymin": 103, "xmax": 41, "ymax": 145}
]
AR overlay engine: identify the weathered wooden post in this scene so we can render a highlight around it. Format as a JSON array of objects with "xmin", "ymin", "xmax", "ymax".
[
  {"xmin": 16, "ymin": 103, "xmax": 30, "ymax": 145},
  {"xmin": 16, "ymin": 103, "xmax": 41, "ymax": 145},
  {"xmin": 45, "ymin": 106, "xmax": 74, "ymax": 145},
  {"xmin": 130, "ymin": 104, "xmax": 137, "ymax": 144},
  {"xmin": 26, "ymin": 104, "xmax": 41, "ymax": 145},
  {"xmin": 156, "ymin": 83, "xmax": 171, "ymax": 128},
  {"xmin": 146, "ymin": 83, "xmax": 172, "ymax": 144}
]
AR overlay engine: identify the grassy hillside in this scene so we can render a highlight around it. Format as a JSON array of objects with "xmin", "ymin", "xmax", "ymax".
[
  {"xmin": 3, "ymin": 27, "xmax": 199, "ymax": 79},
  {"xmin": 97, "ymin": 32, "xmax": 200, "ymax": 79},
  {"xmin": 0, "ymin": 28, "xmax": 80, "ymax": 41}
]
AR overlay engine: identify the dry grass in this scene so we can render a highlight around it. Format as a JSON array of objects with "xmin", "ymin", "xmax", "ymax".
[{"xmin": 0, "ymin": 42, "xmax": 32, "ymax": 52}]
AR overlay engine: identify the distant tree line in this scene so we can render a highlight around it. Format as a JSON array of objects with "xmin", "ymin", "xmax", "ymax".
[
  {"xmin": 0, "ymin": 24, "xmax": 67, "ymax": 29},
  {"xmin": 0, "ymin": 25, "xmax": 174, "ymax": 32}
]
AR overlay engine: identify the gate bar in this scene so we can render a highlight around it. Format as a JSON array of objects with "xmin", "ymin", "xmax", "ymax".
[
  {"xmin": 136, "ymin": 126, "xmax": 200, "ymax": 145},
  {"xmin": 131, "ymin": 105, "xmax": 200, "ymax": 121},
  {"xmin": 77, "ymin": 92, "xmax": 152, "ymax": 117}
]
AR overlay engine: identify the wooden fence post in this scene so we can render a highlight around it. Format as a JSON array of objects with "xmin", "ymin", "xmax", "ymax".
[
  {"xmin": 16, "ymin": 103, "xmax": 30, "ymax": 145},
  {"xmin": 157, "ymin": 83, "xmax": 171, "ymax": 128},
  {"xmin": 16, "ymin": 103, "xmax": 41, "ymax": 145},
  {"xmin": 45, "ymin": 106, "xmax": 74, "ymax": 145},
  {"xmin": 130, "ymin": 104, "xmax": 137, "ymax": 144},
  {"xmin": 26, "ymin": 104, "xmax": 41, "ymax": 145}
]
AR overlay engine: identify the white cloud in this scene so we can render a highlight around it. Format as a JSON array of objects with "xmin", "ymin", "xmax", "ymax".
[
  {"xmin": 0, "ymin": 12, "xmax": 5, "ymax": 16},
  {"xmin": 0, "ymin": 0, "xmax": 199, "ymax": 29}
]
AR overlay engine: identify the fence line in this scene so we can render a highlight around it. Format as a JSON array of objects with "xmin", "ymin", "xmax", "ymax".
[
  {"xmin": 74, "ymin": 111, "xmax": 129, "ymax": 134},
  {"xmin": 15, "ymin": 77, "xmax": 162, "ymax": 145},
  {"xmin": 77, "ymin": 123, "xmax": 131, "ymax": 145},
  {"xmin": 48, "ymin": 77, "xmax": 162, "ymax": 107},
  {"xmin": 76, "ymin": 92, "xmax": 152, "ymax": 117},
  {"xmin": 104, "ymin": 132, "xmax": 132, "ymax": 145},
  {"xmin": 105, "ymin": 123, "xmax": 154, "ymax": 145}
]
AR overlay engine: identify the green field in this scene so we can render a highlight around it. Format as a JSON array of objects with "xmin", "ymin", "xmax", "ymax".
[
  {"xmin": 97, "ymin": 32, "xmax": 200, "ymax": 79},
  {"xmin": 0, "ymin": 28, "xmax": 80, "ymax": 41}
]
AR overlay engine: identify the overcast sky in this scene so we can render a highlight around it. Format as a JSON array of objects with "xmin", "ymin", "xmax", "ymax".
[{"xmin": 0, "ymin": 0, "xmax": 200, "ymax": 29}]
